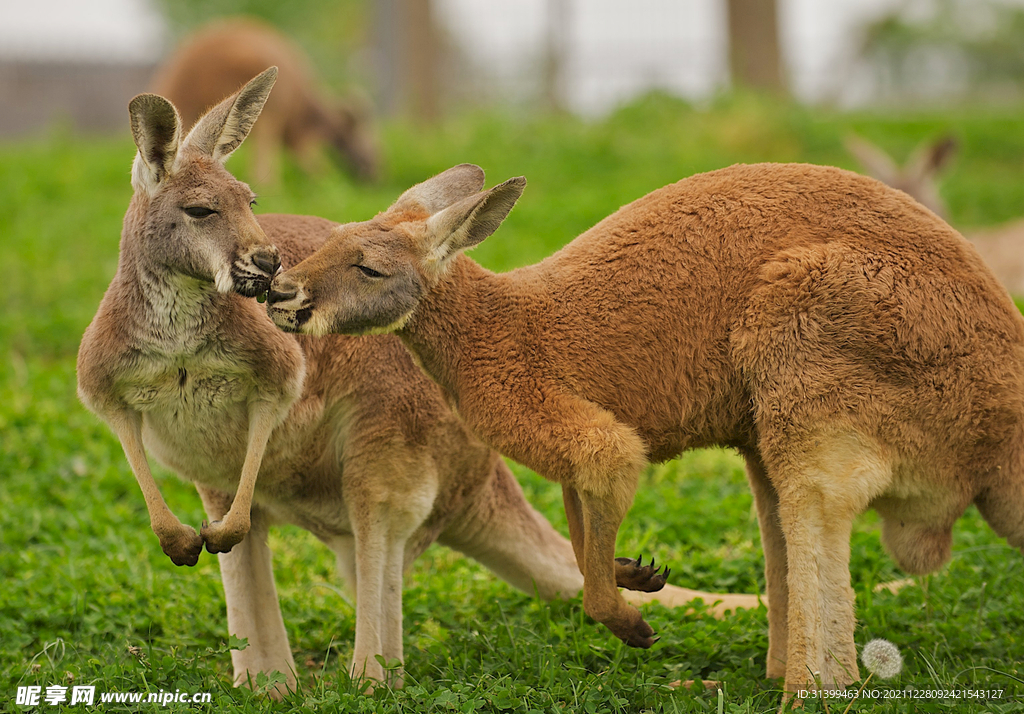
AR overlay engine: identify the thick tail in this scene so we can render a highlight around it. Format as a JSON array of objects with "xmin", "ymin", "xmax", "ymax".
[{"xmin": 438, "ymin": 458, "xmax": 583, "ymax": 600}]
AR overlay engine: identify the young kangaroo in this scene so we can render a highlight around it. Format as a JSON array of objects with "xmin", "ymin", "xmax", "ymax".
[
  {"xmin": 151, "ymin": 17, "xmax": 378, "ymax": 184},
  {"xmin": 848, "ymin": 134, "xmax": 1024, "ymax": 297},
  {"xmin": 77, "ymin": 76, "xmax": 755, "ymax": 695},
  {"xmin": 267, "ymin": 163, "xmax": 1024, "ymax": 700}
]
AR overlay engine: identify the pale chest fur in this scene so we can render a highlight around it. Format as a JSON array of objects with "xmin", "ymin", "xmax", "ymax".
[
  {"xmin": 120, "ymin": 342, "xmax": 266, "ymax": 487},
  {"xmin": 123, "ymin": 344, "xmax": 357, "ymax": 537}
]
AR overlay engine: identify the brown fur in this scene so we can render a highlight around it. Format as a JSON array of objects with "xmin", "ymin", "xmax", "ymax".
[
  {"xmin": 269, "ymin": 162, "xmax": 1024, "ymax": 700},
  {"xmin": 78, "ymin": 82, "xmax": 753, "ymax": 697},
  {"xmin": 151, "ymin": 17, "xmax": 378, "ymax": 184},
  {"xmin": 848, "ymin": 133, "xmax": 1024, "ymax": 296}
]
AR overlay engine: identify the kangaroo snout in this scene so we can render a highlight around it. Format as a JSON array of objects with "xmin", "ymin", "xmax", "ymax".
[
  {"xmin": 267, "ymin": 274, "xmax": 299, "ymax": 304},
  {"xmin": 251, "ymin": 248, "xmax": 281, "ymax": 277},
  {"xmin": 231, "ymin": 242, "xmax": 281, "ymax": 299}
]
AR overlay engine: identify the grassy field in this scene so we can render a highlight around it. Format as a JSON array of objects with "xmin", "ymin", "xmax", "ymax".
[{"xmin": 2, "ymin": 93, "xmax": 1024, "ymax": 712}]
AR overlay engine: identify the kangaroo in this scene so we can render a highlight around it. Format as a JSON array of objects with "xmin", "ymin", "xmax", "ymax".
[
  {"xmin": 848, "ymin": 133, "xmax": 1024, "ymax": 297},
  {"xmin": 266, "ymin": 163, "xmax": 1024, "ymax": 701},
  {"xmin": 151, "ymin": 17, "xmax": 378, "ymax": 184},
  {"xmin": 77, "ymin": 76, "xmax": 757, "ymax": 697},
  {"xmin": 844, "ymin": 134, "xmax": 957, "ymax": 219}
]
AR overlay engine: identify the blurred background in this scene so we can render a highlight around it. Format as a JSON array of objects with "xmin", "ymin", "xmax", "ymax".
[{"xmin": 6, "ymin": 0, "xmax": 1024, "ymax": 135}]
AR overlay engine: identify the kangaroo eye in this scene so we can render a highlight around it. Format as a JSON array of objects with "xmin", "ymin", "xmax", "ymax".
[
  {"xmin": 355, "ymin": 264, "xmax": 385, "ymax": 279},
  {"xmin": 183, "ymin": 206, "xmax": 216, "ymax": 218}
]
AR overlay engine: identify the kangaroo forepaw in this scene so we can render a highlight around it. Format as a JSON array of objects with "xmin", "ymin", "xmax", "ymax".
[
  {"xmin": 616, "ymin": 613, "xmax": 658, "ymax": 648},
  {"xmin": 157, "ymin": 525, "xmax": 203, "ymax": 566},
  {"xmin": 586, "ymin": 594, "xmax": 660, "ymax": 648},
  {"xmin": 614, "ymin": 554, "xmax": 670, "ymax": 592},
  {"xmin": 200, "ymin": 519, "xmax": 248, "ymax": 554}
]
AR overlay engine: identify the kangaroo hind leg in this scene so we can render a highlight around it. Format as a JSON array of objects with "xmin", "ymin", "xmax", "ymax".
[
  {"xmin": 743, "ymin": 450, "xmax": 789, "ymax": 680},
  {"xmin": 196, "ymin": 485, "xmax": 295, "ymax": 700},
  {"xmin": 770, "ymin": 431, "xmax": 891, "ymax": 698},
  {"xmin": 341, "ymin": 456, "xmax": 438, "ymax": 690},
  {"xmin": 439, "ymin": 459, "xmax": 583, "ymax": 600}
]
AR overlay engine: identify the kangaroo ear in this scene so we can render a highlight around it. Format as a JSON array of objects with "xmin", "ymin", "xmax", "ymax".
[
  {"xmin": 423, "ymin": 176, "xmax": 526, "ymax": 268},
  {"xmin": 129, "ymin": 93, "xmax": 181, "ymax": 193},
  {"xmin": 183, "ymin": 66, "xmax": 278, "ymax": 163},
  {"xmin": 392, "ymin": 164, "xmax": 487, "ymax": 214},
  {"xmin": 845, "ymin": 134, "xmax": 899, "ymax": 185},
  {"xmin": 906, "ymin": 135, "xmax": 958, "ymax": 180}
]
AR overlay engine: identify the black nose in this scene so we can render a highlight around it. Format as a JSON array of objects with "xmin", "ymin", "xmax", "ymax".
[
  {"xmin": 252, "ymin": 250, "xmax": 281, "ymax": 276},
  {"xmin": 267, "ymin": 275, "xmax": 298, "ymax": 304}
]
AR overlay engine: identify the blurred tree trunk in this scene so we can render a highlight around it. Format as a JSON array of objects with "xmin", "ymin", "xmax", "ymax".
[
  {"xmin": 542, "ymin": 0, "xmax": 570, "ymax": 113},
  {"xmin": 405, "ymin": 0, "xmax": 439, "ymax": 122},
  {"xmin": 373, "ymin": 0, "xmax": 440, "ymax": 122},
  {"xmin": 726, "ymin": 0, "xmax": 787, "ymax": 94}
]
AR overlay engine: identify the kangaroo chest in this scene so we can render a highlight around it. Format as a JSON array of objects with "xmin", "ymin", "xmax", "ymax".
[
  {"xmin": 119, "ymin": 342, "xmax": 265, "ymax": 484},
  {"xmin": 117, "ymin": 340, "xmax": 358, "ymax": 538},
  {"xmin": 121, "ymin": 343, "xmax": 256, "ymax": 418}
]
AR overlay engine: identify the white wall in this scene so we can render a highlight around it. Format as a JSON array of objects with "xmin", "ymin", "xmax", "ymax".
[
  {"xmin": 0, "ymin": 0, "xmax": 165, "ymax": 62},
  {"xmin": 434, "ymin": 0, "xmax": 913, "ymax": 114}
]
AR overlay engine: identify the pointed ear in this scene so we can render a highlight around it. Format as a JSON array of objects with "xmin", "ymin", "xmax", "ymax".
[
  {"xmin": 183, "ymin": 66, "xmax": 278, "ymax": 162},
  {"xmin": 906, "ymin": 135, "xmax": 958, "ymax": 180},
  {"xmin": 423, "ymin": 176, "xmax": 526, "ymax": 267},
  {"xmin": 845, "ymin": 134, "xmax": 899, "ymax": 184},
  {"xmin": 392, "ymin": 164, "xmax": 486, "ymax": 214},
  {"xmin": 129, "ymin": 93, "xmax": 181, "ymax": 193}
]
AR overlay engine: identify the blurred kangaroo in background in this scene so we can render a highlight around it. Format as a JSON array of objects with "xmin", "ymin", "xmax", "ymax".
[
  {"xmin": 152, "ymin": 17, "xmax": 379, "ymax": 185},
  {"xmin": 848, "ymin": 133, "xmax": 1024, "ymax": 297},
  {"xmin": 77, "ymin": 69, "xmax": 757, "ymax": 699}
]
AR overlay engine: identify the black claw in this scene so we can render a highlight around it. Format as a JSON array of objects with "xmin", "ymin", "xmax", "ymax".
[
  {"xmin": 651, "ymin": 636, "xmax": 661, "ymax": 645},
  {"xmin": 650, "ymin": 557, "xmax": 656, "ymax": 570}
]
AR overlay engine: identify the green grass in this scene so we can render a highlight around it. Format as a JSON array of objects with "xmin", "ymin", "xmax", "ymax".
[{"xmin": 3, "ymin": 93, "xmax": 1024, "ymax": 712}]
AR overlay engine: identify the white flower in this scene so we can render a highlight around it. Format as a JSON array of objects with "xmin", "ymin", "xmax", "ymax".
[{"xmin": 861, "ymin": 638, "xmax": 903, "ymax": 679}]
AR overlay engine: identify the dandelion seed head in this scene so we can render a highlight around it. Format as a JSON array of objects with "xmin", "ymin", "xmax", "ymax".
[{"xmin": 861, "ymin": 638, "xmax": 903, "ymax": 679}]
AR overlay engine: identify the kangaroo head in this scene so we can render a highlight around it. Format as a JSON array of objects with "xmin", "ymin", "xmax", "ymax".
[
  {"xmin": 127, "ymin": 66, "xmax": 281, "ymax": 298},
  {"xmin": 845, "ymin": 134, "xmax": 958, "ymax": 219},
  {"xmin": 266, "ymin": 164, "xmax": 525, "ymax": 335}
]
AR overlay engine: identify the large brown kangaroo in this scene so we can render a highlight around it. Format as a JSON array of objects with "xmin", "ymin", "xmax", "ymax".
[{"xmin": 266, "ymin": 162, "xmax": 1024, "ymax": 700}]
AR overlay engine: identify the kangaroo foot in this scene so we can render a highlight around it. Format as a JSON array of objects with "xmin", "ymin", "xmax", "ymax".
[{"xmin": 615, "ymin": 554, "xmax": 670, "ymax": 592}]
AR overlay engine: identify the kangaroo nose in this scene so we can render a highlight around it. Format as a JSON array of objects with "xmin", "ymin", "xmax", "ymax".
[
  {"xmin": 252, "ymin": 249, "xmax": 281, "ymax": 276},
  {"xmin": 267, "ymin": 274, "xmax": 298, "ymax": 304}
]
